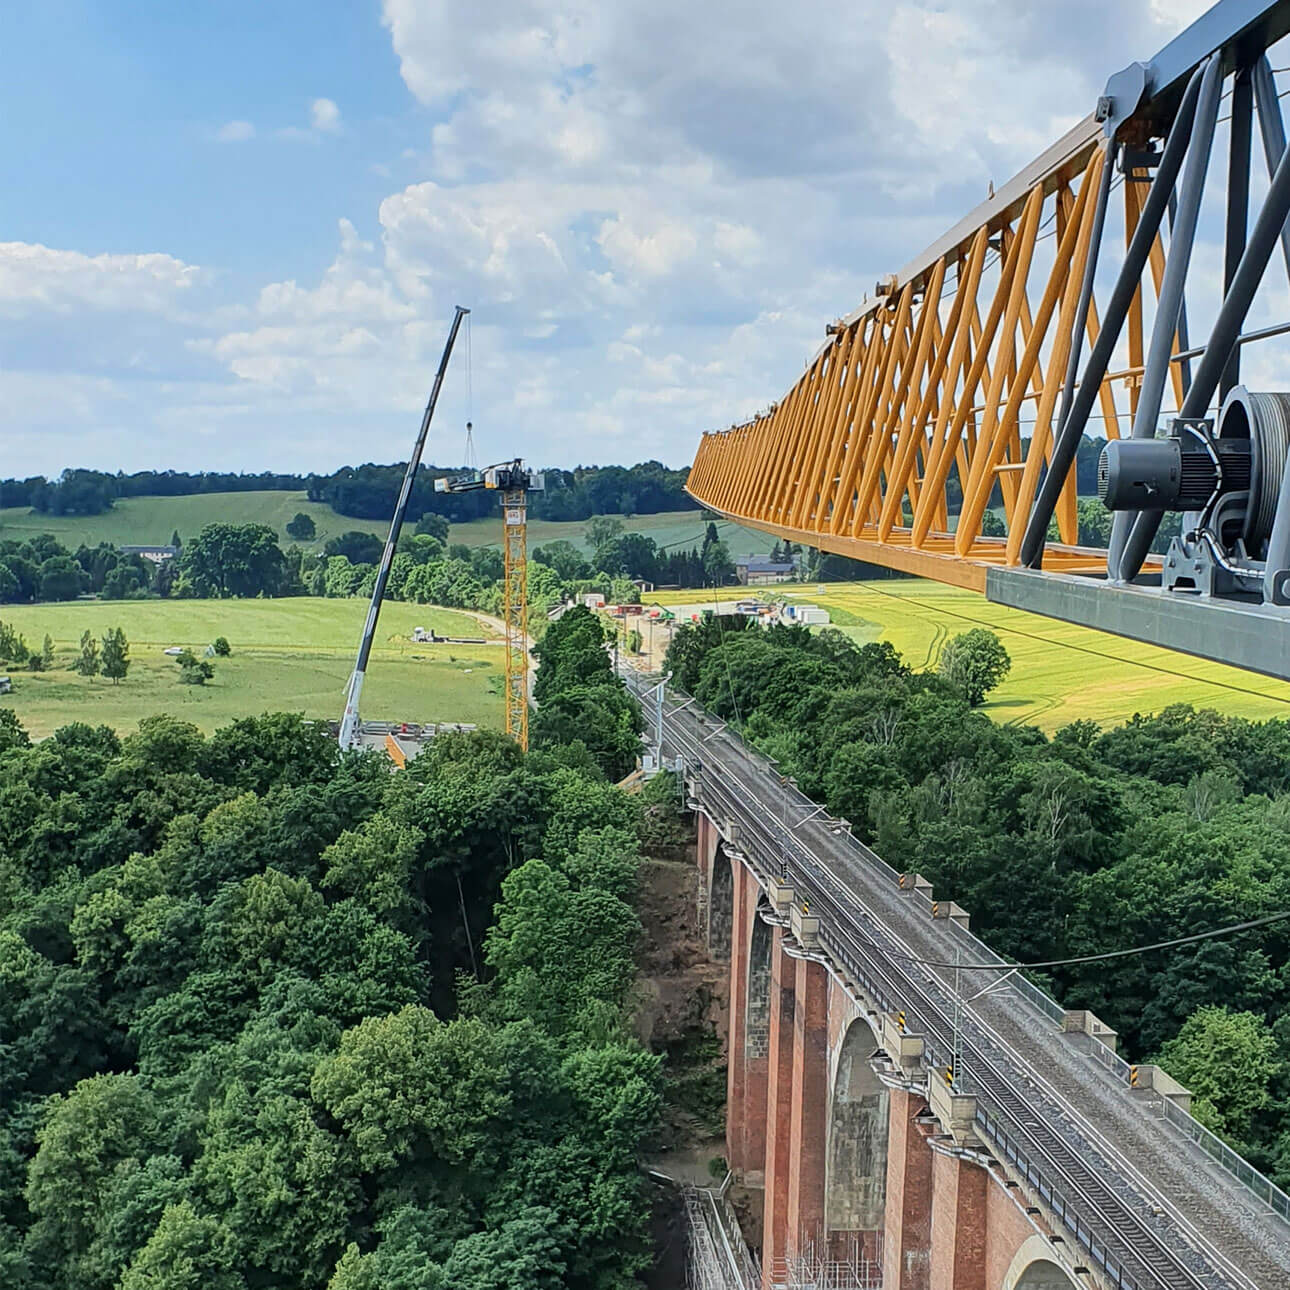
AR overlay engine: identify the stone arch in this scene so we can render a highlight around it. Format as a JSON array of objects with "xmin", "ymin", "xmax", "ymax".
[
  {"xmin": 826, "ymin": 1016, "xmax": 889, "ymax": 1233},
  {"xmin": 1001, "ymin": 1237, "xmax": 1079, "ymax": 1290},
  {"xmin": 745, "ymin": 905, "xmax": 772, "ymax": 1058},
  {"xmin": 708, "ymin": 847, "xmax": 733, "ymax": 960}
]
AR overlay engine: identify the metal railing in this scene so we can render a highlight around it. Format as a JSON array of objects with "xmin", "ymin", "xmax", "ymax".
[
  {"xmin": 632, "ymin": 669, "xmax": 1290, "ymax": 1233},
  {"xmin": 1160, "ymin": 1098, "xmax": 1290, "ymax": 1222}
]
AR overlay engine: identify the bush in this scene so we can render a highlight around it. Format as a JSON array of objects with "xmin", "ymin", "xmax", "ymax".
[
  {"xmin": 285, "ymin": 512, "xmax": 316, "ymax": 542},
  {"xmin": 175, "ymin": 650, "xmax": 214, "ymax": 685},
  {"xmin": 26, "ymin": 655, "xmax": 43, "ymax": 672},
  {"xmin": 212, "ymin": 636, "xmax": 231, "ymax": 657}
]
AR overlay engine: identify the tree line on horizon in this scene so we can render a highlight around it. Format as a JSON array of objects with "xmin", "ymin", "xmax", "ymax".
[{"xmin": 0, "ymin": 461, "xmax": 697, "ymax": 526}]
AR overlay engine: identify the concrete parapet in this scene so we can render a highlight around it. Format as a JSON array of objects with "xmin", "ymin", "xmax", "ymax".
[
  {"xmin": 767, "ymin": 880, "xmax": 795, "ymax": 916},
  {"xmin": 882, "ymin": 1013, "xmax": 926, "ymax": 1074},
  {"xmin": 790, "ymin": 902, "xmax": 820, "ymax": 949},
  {"xmin": 928, "ymin": 1077, "xmax": 980, "ymax": 1148},
  {"xmin": 1131, "ymin": 1064, "xmax": 1193, "ymax": 1113},
  {"xmin": 930, "ymin": 899, "xmax": 971, "ymax": 930},
  {"xmin": 1061, "ymin": 1009, "xmax": 1119, "ymax": 1053},
  {"xmin": 900, "ymin": 872, "xmax": 934, "ymax": 902}
]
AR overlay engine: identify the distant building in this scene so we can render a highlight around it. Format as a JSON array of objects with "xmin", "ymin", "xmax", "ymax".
[
  {"xmin": 119, "ymin": 544, "xmax": 179, "ymax": 565},
  {"xmin": 735, "ymin": 554, "xmax": 796, "ymax": 586}
]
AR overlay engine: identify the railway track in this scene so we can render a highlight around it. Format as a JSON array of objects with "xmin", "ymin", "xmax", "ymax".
[{"xmin": 636, "ymin": 679, "xmax": 1232, "ymax": 1290}]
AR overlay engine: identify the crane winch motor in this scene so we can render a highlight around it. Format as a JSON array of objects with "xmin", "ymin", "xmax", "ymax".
[{"xmin": 1098, "ymin": 387, "xmax": 1290, "ymax": 600}]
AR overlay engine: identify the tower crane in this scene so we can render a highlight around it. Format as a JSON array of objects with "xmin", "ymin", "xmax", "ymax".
[
  {"xmin": 435, "ymin": 460, "xmax": 543, "ymax": 749},
  {"xmin": 338, "ymin": 305, "xmax": 468, "ymax": 752}
]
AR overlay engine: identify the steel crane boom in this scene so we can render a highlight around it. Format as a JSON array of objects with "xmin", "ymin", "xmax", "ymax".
[{"xmin": 338, "ymin": 305, "xmax": 469, "ymax": 752}]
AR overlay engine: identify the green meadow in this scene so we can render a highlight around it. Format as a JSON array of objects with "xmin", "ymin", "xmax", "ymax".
[
  {"xmin": 0, "ymin": 598, "xmax": 504, "ymax": 739},
  {"xmin": 649, "ymin": 580, "xmax": 1290, "ymax": 731},
  {"xmin": 0, "ymin": 491, "xmax": 764, "ymax": 557}
]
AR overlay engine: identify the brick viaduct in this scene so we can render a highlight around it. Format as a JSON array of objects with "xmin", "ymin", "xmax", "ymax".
[{"xmin": 697, "ymin": 811, "xmax": 1084, "ymax": 1290}]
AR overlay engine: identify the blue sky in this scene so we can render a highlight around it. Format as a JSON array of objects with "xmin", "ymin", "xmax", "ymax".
[{"xmin": 2, "ymin": 0, "xmax": 1213, "ymax": 479}]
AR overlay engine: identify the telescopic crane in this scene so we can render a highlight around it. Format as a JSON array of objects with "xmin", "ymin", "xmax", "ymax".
[
  {"xmin": 435, "ymin": 460, "xmax": 543, "ymax": 749},
  {"xmin": 338, "ymin": 305, "xmax": 468, "ymax": 752}
]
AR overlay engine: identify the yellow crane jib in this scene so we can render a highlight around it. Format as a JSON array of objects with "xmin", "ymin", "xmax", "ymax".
[
  {"xmin": 435, "ymin": 460, "xmax": 544, "ymax": 750},
  {"xmin": 683, "ymin": 2, "xmax": 1290, "ymax": 683}
]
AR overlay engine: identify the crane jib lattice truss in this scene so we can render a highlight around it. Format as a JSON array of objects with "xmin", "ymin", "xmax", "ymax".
[
  {"xmin": 502, "ymin": 490, "xmax": 530, "ymax": 750},
  {"xmin": 687, "ymin": 0, "xmax": 1290, "ymax": 680}
]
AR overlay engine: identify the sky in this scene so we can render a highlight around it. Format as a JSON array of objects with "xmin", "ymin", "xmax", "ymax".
[{"xmin": 0, "ymin": 0, "xmax": 1218, "ymax": 479}]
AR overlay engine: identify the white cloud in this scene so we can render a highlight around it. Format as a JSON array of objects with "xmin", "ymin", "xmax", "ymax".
[
  {"xmin": 0, "ymin": 242, "xmax": 203, "ymax": 314},
  {"xmin": 216, "ymin": 119, "xmax": 256, "ymax": 142},
  {"xmin": 6, "ymin": 0, "xmax": 1273, "ymax": 476},
  {"xmin": 310, "ymin": 97, "xmax": 342, "ymax": 133}
]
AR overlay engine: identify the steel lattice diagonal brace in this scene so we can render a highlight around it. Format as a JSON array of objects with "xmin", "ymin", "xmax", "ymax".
[{"xmin": 684, "ymin": 0, "xmax": 1290, "ymax": 682}]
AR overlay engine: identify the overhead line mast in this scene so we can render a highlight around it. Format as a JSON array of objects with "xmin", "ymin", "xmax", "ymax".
[{"xmin": 338, "ymin": 305, "xmax": 469, "ymax": 753}]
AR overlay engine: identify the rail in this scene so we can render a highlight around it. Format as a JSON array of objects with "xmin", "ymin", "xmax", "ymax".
[
  {"xmin": 686, "ymin": 752, "xmax": 1199, "ymax": 1290},
  {"xmin": 629, "ymin": 671, "xmax": 1290, "ymax": 1289},
  {"xmin": 635, "ymin": 671, "xmax": 1290, "ymax": 1244}
]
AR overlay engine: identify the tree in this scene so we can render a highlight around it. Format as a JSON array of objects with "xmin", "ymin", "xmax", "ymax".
[
  {"xmin": 585, "ymin": 517, "xmax": 623, "ymax": 554},
  {"xmin": 179, "ymin": 524, "xmax": 286, "ymax": 598},
  {"xmin": 285, "ymin": 512, "xmax": 316, "ymax": 542},
  {"xmin": 170, "ymin": 530, "xmax": 183, "ymax": 551},
  {"xmin": 0, "ymin": 564, "xmax": 18, "ymax": 604},
  {"xmin": 100, "ymin": 627, "xmax": 130, "ymax": 685},
  {"xmin": 74, "ymin": 629, "xmax": 100, "ymax": 679},
  {"xmin": 24, "ymin": 1074, "xmax": 161, "ymax": 1279},
  {"xmin": 702, "ymin": 539, "xmax": 734, "ymax": 586},
  {"xmin": 38, "ymin": 555, "xmax": 84, "ymax": 602},
  {"xmin": 119, "ymin": 1202, "xmax": 244, "ymax": 1290},
  {"xmin": 531, "ymin": 540, "xmax": 589, "ymax": 582},
  {"xmin": 41, "ymin": 634, "xmax": 54, "ymax": 666},
  {"xmin": 102, "ymin": 563, "xmax": 145, "ymax": 600},
  {"xmin": 212, "ymin": 637, "xmax": 231, "ymax": 657},
  {"xmin": 414, "ymin": 511, "xmax": 450, "ymax": 542},
  {"xmin": 938, "ymin": 628, "xmax": 1011, "ymax": 706},
  {"xmin": 1155, "ymin": 1007, "xmax": 1281, "ymax": 1145},
  {"xmin": 323, "ymin": 531, "xmax": 384, "ymax": 566}
]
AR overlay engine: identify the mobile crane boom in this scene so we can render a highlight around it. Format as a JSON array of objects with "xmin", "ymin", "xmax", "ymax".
[{"xmin": 338, "ymin": 305, "xmax": 468, "ymax": 752}]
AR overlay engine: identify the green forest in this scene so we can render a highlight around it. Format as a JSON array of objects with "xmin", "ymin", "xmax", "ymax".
[
  {"xmin": 0, "ymin": 516, "xmax": 735, "ymax": 612},
  {"xmin": 0, "ymin": 607, "xmax": 662, "ymax": 1289},
  {"xmin": 666, "ymin": 617, "xmax": 1290, "ymax": 1184},
  {"xmin": 0, "ymin": 462, "xmax": 696, "ymax": 528}
]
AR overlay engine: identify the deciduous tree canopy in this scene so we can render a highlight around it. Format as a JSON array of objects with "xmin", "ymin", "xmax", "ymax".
[{"xmin": 0, "ymin": 634, "xmax": 654, "ymax": 1287}]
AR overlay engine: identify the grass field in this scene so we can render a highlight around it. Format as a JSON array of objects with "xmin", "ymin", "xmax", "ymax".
[
  {"xmin": 646, "ymin": 580, "xmax": 1290, "ymax": 731},
  {"xmin": 0, "ymin": 492, "xmax": 376, "ymax": 554},
  {"xmin": 0, "ymin": 599, "xmax": 504, "ymax": 739},
  {"xmin": 0, "ymin": 492, "xmax": 768, "ymax": 560}
]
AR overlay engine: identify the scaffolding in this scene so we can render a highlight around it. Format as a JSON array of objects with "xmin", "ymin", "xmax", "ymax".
[
  {"xmin": 776, "ymin": 1229, "xmax": 883, "ymax": 1290},
  {"xmin": 683, "ymin": 1184, "xmax": 759, "ymax": 1290}
]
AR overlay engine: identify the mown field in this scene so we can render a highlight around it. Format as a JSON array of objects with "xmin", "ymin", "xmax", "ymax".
[
  {"xmin": 0, "ymin": 598, "xmax": 504, "ymax": 739},
  {"xmin": 647, "ymin": 580, "xmax": 1290, "ymax": 730},
  {"xmin": 0, "ymin": 491, "xmax": 765, "ymax": 557}
]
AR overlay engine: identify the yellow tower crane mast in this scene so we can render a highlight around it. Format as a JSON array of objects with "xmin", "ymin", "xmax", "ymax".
[{"xmin": 436, "ymin": 459, "xmax": 542, "ymax": 749}]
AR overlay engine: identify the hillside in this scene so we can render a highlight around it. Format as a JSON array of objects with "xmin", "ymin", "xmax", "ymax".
[{"xmin": 0, "ymin": 491, "xmax": 769, "ymax": 558}]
